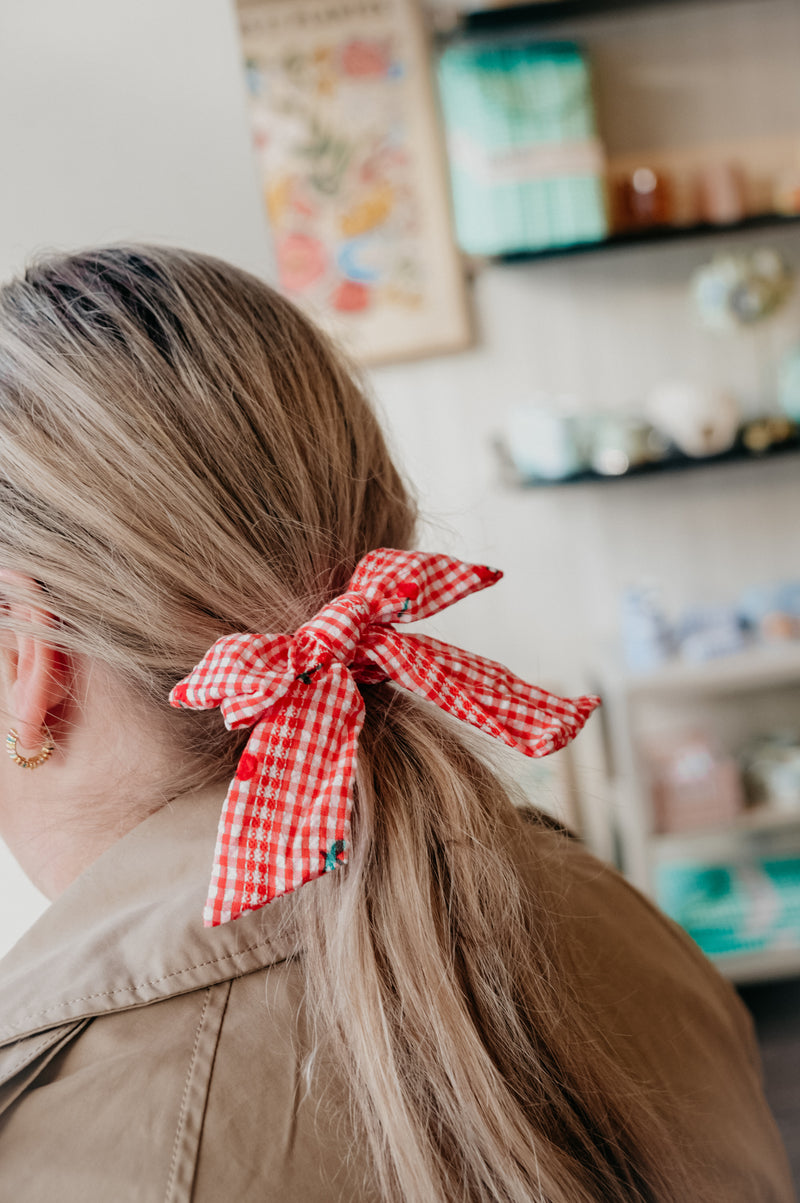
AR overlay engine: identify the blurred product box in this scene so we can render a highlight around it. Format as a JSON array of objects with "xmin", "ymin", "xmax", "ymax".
[
  {"xmin": 657, "ymin": 857, "xmax": 800, "ymax": 959},
  {"xmin": 437, "ymin": 40, "xmax": 609, "ymax": 255},
  {"xmin": 648, "ymin": 733, "xmax": 744, "ymax": 834}
]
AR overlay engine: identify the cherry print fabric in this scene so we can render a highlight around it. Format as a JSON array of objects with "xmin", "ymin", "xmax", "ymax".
[{"xmin": 169, "ymin": 549, "xmax": 600, "ymax": 926}]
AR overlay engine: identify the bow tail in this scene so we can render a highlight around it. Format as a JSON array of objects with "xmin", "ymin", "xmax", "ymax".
[
  {"xmin": 204, "ymin": 664, "xmax": 365, "ymax": 926},
  {"xmin": 364, "ymin": 630, "xmax": 600, "ymax": 759}
]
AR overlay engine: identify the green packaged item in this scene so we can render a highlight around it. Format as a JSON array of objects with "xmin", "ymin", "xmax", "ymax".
[
  {"xmin": 656, "ymin": 856, "xmax": 800, "ymax": 959},
  {"xmin": 438, "ymin": 40, "xmax": 608, "ymax": 255}
]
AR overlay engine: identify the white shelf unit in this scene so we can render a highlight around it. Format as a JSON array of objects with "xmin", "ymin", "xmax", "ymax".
[{"xmin": 594, "ymin": 643, "xmax": 800, "ymax": 984}]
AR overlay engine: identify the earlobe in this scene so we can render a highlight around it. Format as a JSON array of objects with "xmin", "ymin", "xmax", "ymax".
[
  {"xmin": 10, "ymin": 635, "xmax": 70, "ymax": 759},
  {"xmin": 0, "ymin": 570, "xmax": 70, "ymax": 760}
]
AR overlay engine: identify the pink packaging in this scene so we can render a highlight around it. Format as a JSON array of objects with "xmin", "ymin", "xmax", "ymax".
[{"xmin": 648, "ymin": 733, "xmax": 745, "ymax": 834}]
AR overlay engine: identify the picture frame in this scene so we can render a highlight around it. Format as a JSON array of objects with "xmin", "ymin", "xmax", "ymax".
[{"xmin": 236, "ymin": 0, "xmax": 472, "ymax": 365}]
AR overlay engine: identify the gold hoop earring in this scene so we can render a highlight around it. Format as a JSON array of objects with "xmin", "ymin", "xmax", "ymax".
[{"xmin": 6, "ymin": 728, "xmax": 55, "ymax": 770}]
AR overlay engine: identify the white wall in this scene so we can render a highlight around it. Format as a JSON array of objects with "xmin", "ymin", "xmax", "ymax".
[
  {"xmin": 0, "ymin": 0, "xmax": 273, "ymax": 280},
  {"xmin": 0, "ymin": 0, "xmax": 274, "ymax": 955}
]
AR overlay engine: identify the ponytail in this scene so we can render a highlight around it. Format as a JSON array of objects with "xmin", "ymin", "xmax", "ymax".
[{"xmin": 297, "ymin": 686, "xmax": 690, "ymax": 1202}]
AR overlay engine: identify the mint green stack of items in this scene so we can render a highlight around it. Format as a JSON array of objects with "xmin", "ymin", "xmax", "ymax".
[
  {"xmin": 656, "ymin": 856, "xmax": 800, "ymax": 959},
  {"xmin": 437, "ymin": 40, "xmax": 609, "ymax": 255}
]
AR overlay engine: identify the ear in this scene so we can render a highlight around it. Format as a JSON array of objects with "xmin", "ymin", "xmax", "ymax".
[{"xmin": 0, "ymin": 570, "xmax": 71, "ymax": 755}]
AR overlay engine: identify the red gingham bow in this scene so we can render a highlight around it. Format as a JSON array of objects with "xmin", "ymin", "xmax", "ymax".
[{"xmin": 169, "ymin": 549, "xmax": 600, "ymax": 926}]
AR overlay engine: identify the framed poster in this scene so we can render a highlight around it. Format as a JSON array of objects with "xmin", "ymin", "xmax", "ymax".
[{"xmin": 236, "ymin": 0, "xmax": 472, "ymax": 364}]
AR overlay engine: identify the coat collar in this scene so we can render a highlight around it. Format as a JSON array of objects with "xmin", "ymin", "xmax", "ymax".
[{"xmin": 0, "ymin": 780, "xmax": 309, "ymax": 1046}]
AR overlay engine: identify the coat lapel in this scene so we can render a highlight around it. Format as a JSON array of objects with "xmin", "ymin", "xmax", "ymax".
[
  {"xmin": 0, "ymin": 781, "xmax": 307, "ymax": 1046},
  {"xmin": 0, "ymin": 1020, "xmax": 89, "ymax": 1117}
]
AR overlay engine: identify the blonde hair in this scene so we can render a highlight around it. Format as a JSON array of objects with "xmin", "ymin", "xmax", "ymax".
[{"xmin": 0, "ymin": 245, "xmax": 689, "ymax": 1202}]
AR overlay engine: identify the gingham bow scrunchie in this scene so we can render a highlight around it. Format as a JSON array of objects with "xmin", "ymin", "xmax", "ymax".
[{"xmin": 170, "ymin": 548, "xmax": 600, "ymax": 926}]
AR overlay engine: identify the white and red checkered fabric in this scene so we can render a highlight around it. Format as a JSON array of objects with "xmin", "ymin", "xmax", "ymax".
[{"xmin": 169, "ymin": 548, "xmax": 600, "ymax": 926}]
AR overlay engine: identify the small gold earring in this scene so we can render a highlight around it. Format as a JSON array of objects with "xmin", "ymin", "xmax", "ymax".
[{"xmin": 6, "ymin": 728, "xmax": 55, "ymax": 770}]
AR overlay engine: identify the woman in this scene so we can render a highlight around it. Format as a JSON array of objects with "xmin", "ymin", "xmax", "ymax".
[{"xmin": 0, "ymin": 245, "xmax": 792, "ymax": 1203}]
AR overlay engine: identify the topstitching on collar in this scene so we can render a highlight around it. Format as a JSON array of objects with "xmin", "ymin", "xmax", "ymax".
[{"xmin": 0, "ymin": 781, "xmax": 305, "ymax": 1044}]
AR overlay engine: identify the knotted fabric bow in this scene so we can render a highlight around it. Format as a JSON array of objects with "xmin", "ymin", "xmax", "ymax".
[{"xmin": 170, "ymin": 549, "xmax": 600, "ymax": 926}]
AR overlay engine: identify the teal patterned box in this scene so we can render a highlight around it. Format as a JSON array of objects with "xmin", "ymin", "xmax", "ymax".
[
  {"xmin": 656, "ymin": 857, "xmax": 800, "ymax": 959},
  {"xmin": 437, "ymin": 40, "xmax": 608, "ymax": 255}
]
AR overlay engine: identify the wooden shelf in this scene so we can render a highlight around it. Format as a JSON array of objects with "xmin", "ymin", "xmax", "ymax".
[
  {"xmin": 455, "ymin": 0, "xmax": 736, "ymax": 35},
  {"xmin": 601, "ymin": 642, "xmax": 800, "ymax": 700},
  {"xmin": 499, "ymin": 426, "xmax": 800, "ymax": 489},
  {"xmin": 495, "ymin": 213, "xmax": 800, "ymax": 265},
  {"xmin": 713, "ymin": 944, "xmax": 800, "ymax": 985},
  {"xmin": 599, "ymin": 644, "xmax": 800, "ymax": 983},
  {"xmin": 652, "ymin": 807, "xmax": 800, "ymax": 857}
]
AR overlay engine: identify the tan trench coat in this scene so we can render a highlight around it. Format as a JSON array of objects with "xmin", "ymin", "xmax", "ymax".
[{"xmin": 0, "ymin": 780, "xmax": 794, "ymax": 1202}]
